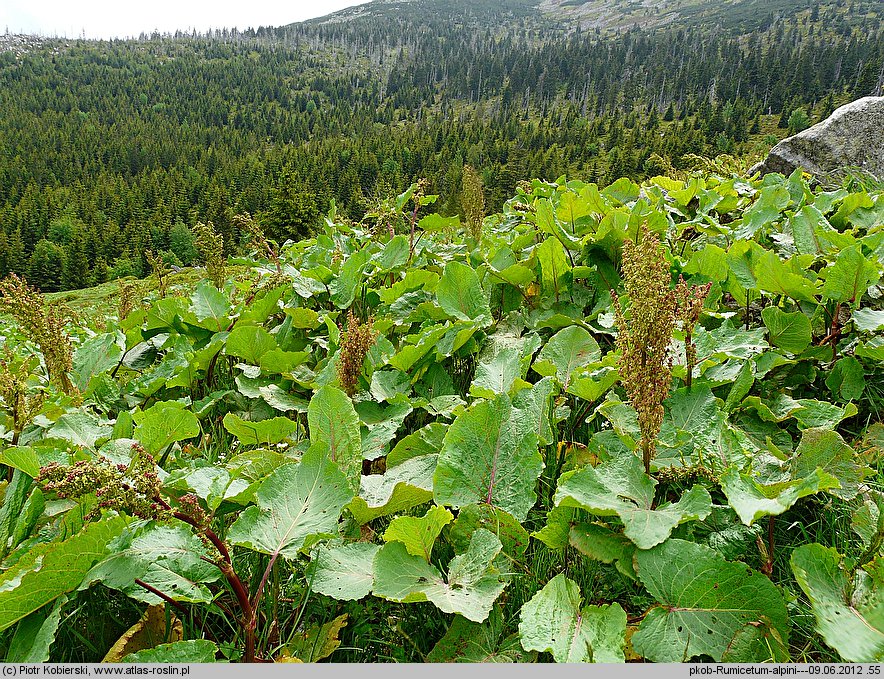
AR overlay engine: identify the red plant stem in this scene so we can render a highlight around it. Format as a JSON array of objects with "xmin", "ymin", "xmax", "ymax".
[
  {"xmin": 252, "ymin": 552, "xmax": 280, "ymax": 610},
  {"xmin": 169, "ymin": 508, "xmax": 256, "ymax": 662},
  {"xmin": 134, "ymin": 579, "xmax": 191, "ymax": 618}
]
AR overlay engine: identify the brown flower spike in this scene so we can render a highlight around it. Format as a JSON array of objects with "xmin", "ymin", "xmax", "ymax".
[
  {"xmin": 337, "ymin": 311, "xmax": 377, "ymax": 397},
  {"xmin": 613, "ymin": 228, "xmax": 676, "ymax": 474}
]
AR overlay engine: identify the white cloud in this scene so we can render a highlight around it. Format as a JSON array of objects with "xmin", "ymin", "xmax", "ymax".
[{"xmin": 0, "ymin": 0, "xmax": 370, "ymax": 39}]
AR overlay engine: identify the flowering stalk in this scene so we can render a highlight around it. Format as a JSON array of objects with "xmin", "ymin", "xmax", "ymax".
[
  {"xmin": 613, "ymin": 227, "xmax": 676, "ymax": 474},
  {"xmin": 0, "ymin": 275, "xmax": 75, "ymax": 395},
  {"xmin": 337, "ymin": 311, "xmax": 377, "ymax": 397},
  {"xmin": 674, "ymin": 277, "xmax": 712, "ymax": 388}
]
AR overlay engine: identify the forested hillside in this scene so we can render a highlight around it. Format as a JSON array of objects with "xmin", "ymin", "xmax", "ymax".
[{"xmin": 0, "ymin": 0, "xmax": 881, "ymax": 290}]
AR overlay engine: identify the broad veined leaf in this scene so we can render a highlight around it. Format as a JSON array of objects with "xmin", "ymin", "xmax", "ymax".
[
  {"xmin": 72, "ymin": 333, "xmax": 124, "ymax": 392},
  {"xmin": 190, "ymin": 282, "xmax": 231, "ymax": 332},
  {"xmin": 383, "ymin": 505, "xmax": 453, "ymax": 561},
  {"xmin": 122, "ymin": 640, "xmax": 217, "ymax": 663},
  {"xmin": 347, "ymin": 453, "xmax": 436, "ymax": 524},
  {"xmin": 536, "ymin": 236, "xmax": 571, "ymax": 300},
  {"xmin": 733, "ymin": 184, "xmax": 790, "ymax": 240},
  {"xmin": 330, "ymin": 246, "xmax": 371, "ymax": 308},
  {"xmin": 761, "ymin": 306, "xmax": 812, "ymax": 354},
  {"xmin": 434, "ymin": 395, "xmax": 542, "ymax": 522},
  {"xmin": 512, "ymin": 376, "xmax": 558, "ymax": 446},
  {"xmin": 228, "ymin": 446, "xmax": 354, "ymax": 560},
  {"xmin": 162, "ymin": 465, "xmax": 250, "ymax": 511},
  {"xmin": 532, "ymin": 325, "xmax": 600, "ymax": 389},
  {"xmin": 632, "ymin": 539, "xmax": 789, "ymax": 662},
  {"xmin": 531, "ymin": 505, "xmax": 580, "ymax": 550},
  {"xmin": 225, "ymin": 325, "xmax": 278, "ymax": 365},
  {"xmin": 470, "ymin": 344, "xmax": 521, "ymax": 398},
  {"xmin": 372, "ymin": 528, "xmax": 505, "ymax": 622},
  {"xmin": 792, "ymin": 428, "xmax": 872, "ymax": 500},
  {"xmin": 448, "ymin": 504, "xmax": 529, "ymax": 564},
  {"xmin": 5, "ymin": 596, "xmax": 67, "ymax": 663},
  {"xmin": 436, "ymin": 260, "xmax": 491, "ymax": 323},
  {"xmin": 569, "ymin": 522, "xmax": 637, "ymax": 580},
  {"xmin": 428, "ymin": 607, "xmax": 535, "ymax": 663},
  {"xmin": 386, "ymin": 423, "xmax": 446, "ymax": 467},
  {"xmin": 308, "ymin": 542, "xmax": 380, "ymax": 601},
  {"xmin": 791, "ymin": 544, "xmax": 884, "ymax": 662},
  {"xmin": 82, "ymin": 523, "xmax": 221, "ymax": 604},
  {"xmin": 720, "ymin": 466, "xmax": 839, "ymax": 526},
  {"xmin": 826, "ymin": 355, "xmax": 866, "ymax": 402},
  {"xmin": 222, "ymin": 413, "xmax": 298, "ymax": 446},
  {"xmin": 49, "ymin": 412, "xmax": 113, "ymax": 450},
  {"xmin": 821, "ymin": 244, "xmax": 880, "ymax": 304},
  {"xmin": 754, "ymin": 251, "xmax": 818, "ymax": 303},
  {"xmin": 308, "ymin": 385, "xmax": 362, "ymax": 491},
  {"xmin": 518, "ymin": 573, "xmax": 626, "ymax": 663},
  {"xmin": 133, "ymin": 401, "xmax": 200, "ymax": 456},
  {"xmin": 0, "ymin": 515, "xmax": 130, "ymax": 633},
  {"xmin": 554, "ymin": 453, "xmax": 711, "ymax": 549}
]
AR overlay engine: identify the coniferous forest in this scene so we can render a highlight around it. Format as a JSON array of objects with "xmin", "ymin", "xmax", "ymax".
[{"xmin": 0, "ymin": 0, "xmax": 881, "ymax": 290}]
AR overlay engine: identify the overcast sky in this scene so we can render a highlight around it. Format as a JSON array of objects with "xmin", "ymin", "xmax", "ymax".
[{"xmin": 1, "ymin": 0, "xmax": 370, "ymax": 39}]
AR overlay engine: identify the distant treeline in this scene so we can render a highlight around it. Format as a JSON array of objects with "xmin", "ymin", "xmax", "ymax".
[{"xmin": 0, "ymin": 0, "xmax": 881, "ymax": 290}]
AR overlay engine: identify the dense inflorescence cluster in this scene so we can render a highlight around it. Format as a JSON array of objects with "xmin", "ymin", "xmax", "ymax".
[
  {"xmin": 337, "ymin": 311, "xmax": 377, "ymax": 396},
  {"xmin": 613, "ymin": 228, "xmax": 677, "ymax": 474},
  {"xmin": 192, "ymin": 221, "xmax": 227, "ymax": 290},
  {"xmin": 0, "ymin": 349, "xmax": 44, "ymax": 445},
  {"xmin": 675, "ymin": 277, "xmax": 713, "ymax": 388},
  {"xmin": 37, "ymin": 447, "xmax": 169, "ymax": 521},
  {"xmin": 0, "ymin": 274, "xmax": 75, "ymax": 395}
]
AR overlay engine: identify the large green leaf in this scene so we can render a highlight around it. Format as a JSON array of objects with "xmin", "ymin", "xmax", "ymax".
[
  {"xmin": 133, "ymin": 401, "xmax": 200, "ymax": 456},
  {"xmin": 791, "ymin": 544, "xmax": 884, "ymax": 662},
  {"xmin": 518, "ymin": 573, "xmax": 626, "ymax": 663},
  {"xmin": 632, "ymin": 539, "xmax": 789, "ymax": 662},
  {"xmin": 428, "ymin": 607, "xmax": 535, "ymax": 663},
  {"xmin": 72, "ymin": 333, "xmax": 123, "ymax": 392},
  {"xmin": 436, "ymin": 260, "xmax": 491, "ymax": 323},
  {"xmin": 190, "ymin": 281, "xmax": 231, "ymax": 332},
  {"xmin": 470, "ymin": 344, "xmax": 521, "ymax": 398},
  {"xmin": 222, "ymin": 413, "xmax": 298, "ymax": 446},
  {"xmin": 228, "ymin": 446, "xmax": 354, "ymax": 560},
  {"xmin": 734, "ymin": 184, "xmax": 790, "ymax": 240},
  {"xmin": 49, "ymin": 412, "xmax": 113, "ymax": 450},
  {"xmin": 308, "ymin": 385, "xmax": 362, "ymax": 491},
  {"xmin": 536, "ymin": 236, "xmax": 570, "ymax": 300},
  {"xmin": 347, "ymin": 454, "xmax": 436, "ymax": 524},
  {"xmin": 720, "ymin": 466, "xmax": 839, "ymax": 526},
  {"xmin": 434, "ymin": 395, "xmax": 541, "ymax": 522},
  {"xmin": 555, "ymin": 453, "xmax": 711, "ymax": 549},
  {"xmin": 569, "ymin": 522, "xmax": 637, "ymax": 580},
  {"xmin": 383, "ymin": 505, "xmax": 453, "ymax": 561},
  {"xmin": 82, "ymin": 523, "xmax": 220, "ymax": 604},
  {"xmin": 0, "ymin": 516, "xmax": 130, "ymax": 632},
  {"xmin": 372, "ymin": 529, "xmax": 506, "ymax": 622},
  {"xmin": 225, "ymin": 325, "xmax": 278, "ymax": 365},
  {"xmin": 122, "ymin": 640, "xmax": 218, "ymax": 663},
  {"xmin": 330, "ymin": 246, "xmax": 371, "ymax": 308},
  {"xmin": 308, "ymin": 542, "xmax": 380, "ymax": 601},
  {"xmin": 821, "ymin": 244, "xmax": 880, "ymax": 303},
  {"xmin": 754, "ymin": 251, "xmax": 818, "ymax": 303},
  {"xmin": 532, "ymin": 325, "xmax": 600, "ymax": 389},
  {"xmin": 5, "ymin": 596, "xmax": 67, "ymax": 663},
  {"xmin": 761, "ymin": 306, "xmax": 812, "ymax": 354}
]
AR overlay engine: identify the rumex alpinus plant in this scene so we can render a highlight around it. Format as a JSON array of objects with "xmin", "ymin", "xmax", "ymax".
[
  {"xmin": 117, "ymin": 278, "xmax": 139, "ymax": 321},
  {"xmin": 235, "ymin": 212, "xmax": 281, "ymax": 274},
  {"xmin": 0, "ymin": 350, "xmax": 44, "ymax": 472},
  {"xmin": 193, "ymin": 221, "xmax": 226, "ymax": 290},
  {"xmin": 37, "ymin": 444, "xmax": 260, "ymax": 662},
  {"xmin": 337, "ymin": 311, "xmax": 377, "ymax": 397},
  {"xmin": 674, "ymin": 277, "xmax": 712, "ymax": 388},
  {"xmin": 0, "ymin": 274, "xmax": 75, "ymax": 395},
  {"xmin": 145, "ymin": 249, "xmax": 170, "ymax": 299},
  {"xmin": 613, "ymin": 227, "xmax": 676, "ymax": 474},
  {"xmin": 462, "ymin": 164, "xmax": 485, "ymax": 241}
]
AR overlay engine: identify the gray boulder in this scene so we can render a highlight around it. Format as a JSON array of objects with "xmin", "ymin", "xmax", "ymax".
[{"xmin": 751, "ymin": 96, "xmax": 884, "ymax": 180}]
